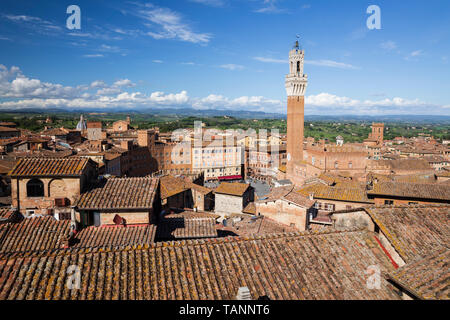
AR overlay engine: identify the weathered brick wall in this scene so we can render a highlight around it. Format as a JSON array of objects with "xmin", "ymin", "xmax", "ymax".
[{"xmin": 11, "ymin": 177, "xmax": 81, "ymax": 215}]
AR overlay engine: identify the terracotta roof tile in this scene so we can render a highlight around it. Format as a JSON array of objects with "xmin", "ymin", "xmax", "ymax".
[
  {"xmin": 156, "ymin": 217, "xmax": 217, "ymax": 240},
  {"xmin": 9, "ymin": 157, "xmax": 91, "ymax": 177},
  {"xmin": 76, "ymin": 177, "xmax": 159, "ymax": 210},
  {"xmin": 0, "ymin": 217, "xmax": 70, "ymax": 256},
  {"xmin": 160, "ymin": 175, "xmax": 188, "ymax": 199},
  {"xmin": 260, "ymin": 186, "xmax": 315, "ymax": 208},
  {"xmin": 72, "ymin": 225, "xmax": 156, "ymax": 248},
  {"xmin": 368, "ymin": 182, "xmax": 450, "ymax": 201},
  {"xmin": 220, "ymin": 216, "xmax": 298, "ymax": 236},
  {"xmin": 242, "ymin": 202, "xmax": 256, "ymax": 214},
  {"xmin": 298, "ymin": 183, "xmax": 373, "ymax": 204},
  {"xmin": 0, "ymin": 208, "xmax": 15, "ymax": 221},
  {"xmin": 214, "ymin": 182, "xmax": 250, "ymax": 197},
  {"xmin": 0, "ymin": 230, "xmax": 400, "ymax": 300},
  {"xmin": 387, "ymin": 247, "xmax": 449, "ymax": 300},
  {"xmin": 163, "ymin": 210, "xmax": 219, "ymax": 220},
  {"xmin": 365, "ymin": 205, "xmax": 450, "ymax": 262},
  {"xmin": 0, "ymin": 126, "xmax": 19, "ymax": 132}
]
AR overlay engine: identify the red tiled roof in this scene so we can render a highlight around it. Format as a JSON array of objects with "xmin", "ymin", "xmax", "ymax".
[
  {"xmin": 0, "ymin": 208, "xmax": 15, "ymax": 221},
  {"xmin": 298, "ymin": 183, "xmax": 373, "ymax": 204},
  {"xmin": 163, "ymin": 210, "xmax": 219, "ymax": 220},
  {"xmin": 0, "ymin": 230, "xmax": 400, "ymax": 300},
  {"xmin": 242, "ymin": 202, "xmax": 256, "ymax": 214},
  {"xmin": 220, "ymin": 215, "xmax": 299, "ymax": 236},
  {"xmin": 387, "ymin": 247, "xmax": 449, "ymax": 300},
  {"xmin": 86, "ymin": 122, "xmax": 102, "ymax": 129},
  {"xmin": 365, "ymin": 205, "xmax": 450, "ymax": 262},
  {"xmin": 9, "ymin": 157, "xmax": 91, "ymax": 177},
  {"xmin": 41, "ymin": 128, "xmax": 68, "ymax": 136},
  {"xmin": 368, "ymin": 182, "xmax": 450, "ymax": 201},
  {"xmin": 160, "ymin": 175, "xmax": 188, "ymax": 199},
  {"xmin": 214, "ymin": 182, "xmax": 250, "ymax": 197},
  {"xmin": 259, "ymin": 186, "xmax": 315, "ymax": 208},
  {"xmin": 72, "ymin": 225, "xmax": 157, "ymax": 248},
  {"xmin": 0, "ymin": 217, "xmax": 70, "ymax": 256},
  {"xmin": 76, "ymin": 177, "xmax": 159, "ymax": 210},
  {"xmin": 0, "ymin": 126, "xmax": 19, "ymax": 132},
  {"xmin": 156, "ymin": 217, "xmax": 217, "ymax": 240}
]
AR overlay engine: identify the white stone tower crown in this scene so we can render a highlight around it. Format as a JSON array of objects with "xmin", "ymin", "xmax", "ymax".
[{"xmin": 285, "ymin": 41, "xmax": 308, "ymax": 97}]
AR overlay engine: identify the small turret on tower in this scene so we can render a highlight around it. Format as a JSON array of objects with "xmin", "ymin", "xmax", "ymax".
[{"xmin": 285, "ymin": 38, "xmax": 308, "ymax": 97}]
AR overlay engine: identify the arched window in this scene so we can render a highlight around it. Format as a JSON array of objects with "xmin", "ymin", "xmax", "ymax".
[
  {"xmin": 27, "ymin": 179, "xmax": 44, "ymax": 197},
  {"xmin": 334, "ymin": 161, "xmax": 339, "ymax": 169},
  {"xmin": 297, "ymin": 61, "xmax": 300, "ymax": 73},
  {"xmin": 348, "ymin": 162, "xmax": 353, "ymax": 169}
]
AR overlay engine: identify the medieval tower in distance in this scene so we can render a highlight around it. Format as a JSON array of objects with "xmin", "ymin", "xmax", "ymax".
[{"xmin": 285, "ymin": 39, "xmax": 308, "ymax": 185}]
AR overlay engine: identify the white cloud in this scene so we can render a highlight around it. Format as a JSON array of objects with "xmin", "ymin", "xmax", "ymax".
[
  {"xmin": 0, "ymin": 64, "xmax": 447, "ymax": 115},
  {"xmin": 113, "ymin": 79, "xmax": 135, "ymax": 87},
  {"xmin": 134, "ymin": 4, "xmax": 212, "ymax": 44},
  {"xmin": 90, "ymin": 80, "xmax": 107, "ymax": 88},
  {"xmin": 3, "ymin": 14, "xmax": 62, "ymax": 33},
  {"xmin": 305, "ymin": 60, "xmax": 359, "ymax": 70},
  {"xmin": 255, "ymin": 0, "xmax": 284, "ymax": 13},
  {"xmin": 96, "ymin": 88, "xmax": 121, "ymax": 96},
  {"xmin": 405, "ymin": 50, "xmax": 424, "ymax": 61},
  {"xmin": 83, "ymin": 54, "xmax": 104, "ymax": 58},
  {"xmin": 192, "ymin": 94, "xmax": 283, "ymax": 112},
  {"xmin": 380, "ymin": 41, "xmax": 397, "ymax": 50},
  {"xmin": 99, "ymin": 44, "xmax": 122, "ymax": 53},
  {"xmin": 152, "ymin": 60, "xmax": 164, "ymax": 63},
  {"xmin": 189, "ymin": 0, "xmax": 225, "ymax": 7},
  {"xmin": 0, "ymin": 64, "xmax": 82, "ymax": 99},
  {"xmin": 219, "ymin": 64, "xmax": 244, "ymax": 71},
  {"xmin": 253, "ymin": 57, "xmax": 286, "ymax": 64},
  {"xmin": 305, "ymin": 92, "xmax": 444, "ymax": 115}
]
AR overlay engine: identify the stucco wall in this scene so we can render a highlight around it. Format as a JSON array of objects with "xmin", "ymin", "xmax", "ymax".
[
  {"xmin": 256, "ymin": 199, "xmax": 308, "ymax": 231},
  {"xmin": 100, "ymin": 211, "xmax": 151, "ymax": 225},
  {"xmin": 215, "ymin": 193, "xmax": 243, "ymax": 216},
  {"xmin": 332, "ymin": 210, "xmax": 375, "ymax": 231}
]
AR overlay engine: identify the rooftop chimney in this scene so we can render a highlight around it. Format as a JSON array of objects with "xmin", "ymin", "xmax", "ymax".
[{"xmin": 236, "ymin": 287, "xmax": 252, "ymax": 300}]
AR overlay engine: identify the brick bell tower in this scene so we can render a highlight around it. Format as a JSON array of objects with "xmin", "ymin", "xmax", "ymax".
[{"xmin": 285, "ymin": 39, "xmax": 308, "ymax": 184}]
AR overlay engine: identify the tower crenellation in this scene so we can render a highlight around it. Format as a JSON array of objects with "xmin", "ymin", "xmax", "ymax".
[{"xmin": 285, "ymin": 44, "xmax": 308, "ymax": 97}]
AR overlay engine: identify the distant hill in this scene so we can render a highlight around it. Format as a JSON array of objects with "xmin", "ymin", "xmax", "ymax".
[{"xmin": 1, "ymin": 107, "xmax": 449, "ymax": 123}]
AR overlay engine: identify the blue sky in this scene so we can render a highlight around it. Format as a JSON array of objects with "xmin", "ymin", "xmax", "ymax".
[{"xmin": 0, "ymin": 0, "xmax": 449, "ymax": 115}]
